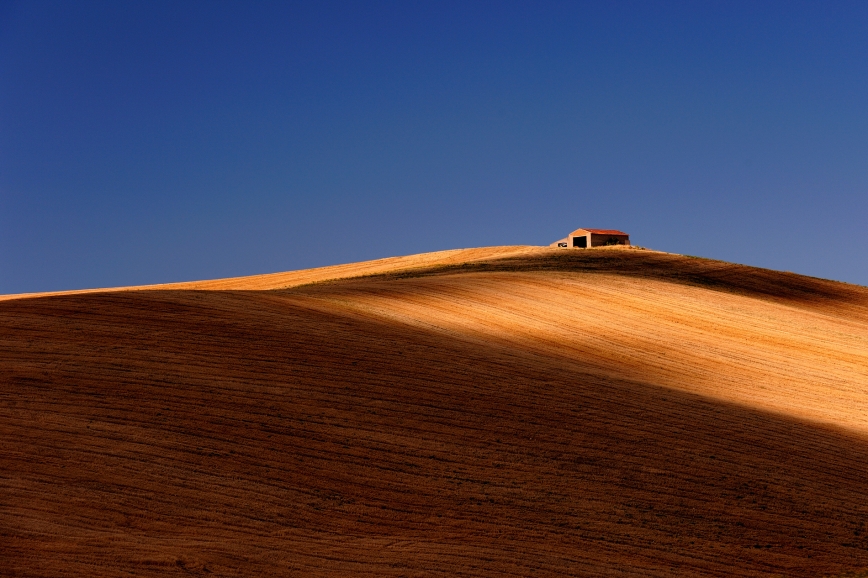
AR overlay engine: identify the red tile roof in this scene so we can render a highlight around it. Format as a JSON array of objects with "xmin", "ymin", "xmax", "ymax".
[{"xmin": 572, "ymin": 229, "xmax": 629, "ymax": 236}]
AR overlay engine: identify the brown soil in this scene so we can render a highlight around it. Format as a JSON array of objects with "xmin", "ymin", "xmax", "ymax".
[{"xmin": 2, "ymin": 247, "xmax": 868, "ymax": 576}]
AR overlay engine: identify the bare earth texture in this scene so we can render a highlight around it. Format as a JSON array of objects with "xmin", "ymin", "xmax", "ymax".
[{"xmin": 2, "ymin": 246, "xmax": 868, "ymax": 577}]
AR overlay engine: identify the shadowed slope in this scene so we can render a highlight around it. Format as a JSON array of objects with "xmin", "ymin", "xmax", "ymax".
[
  {"xmin": 338, "ymin": 248, "xmax": 868, "ymax": 317},
  {"xmin": 2, "ymin": 249, "xmax": 868, "ymax": 577}
]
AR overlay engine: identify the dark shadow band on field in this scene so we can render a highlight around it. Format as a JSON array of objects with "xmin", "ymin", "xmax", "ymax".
[{"xmin": 290, "ymin": 249, "xmax": 868, "ymax": 314}]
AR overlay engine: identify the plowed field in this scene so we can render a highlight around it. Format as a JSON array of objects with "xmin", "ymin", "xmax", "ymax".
[{"xmin": 3, "ymin": 246, "xmax": 868, "ymax": 577}]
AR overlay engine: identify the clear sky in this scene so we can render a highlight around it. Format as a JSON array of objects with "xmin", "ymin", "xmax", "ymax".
[{"xmin": 1, "ymin": 1, "xmax": 866, "ymax": 293}]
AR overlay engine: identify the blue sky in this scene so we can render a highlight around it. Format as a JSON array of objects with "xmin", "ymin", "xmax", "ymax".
[{"xmin": 1, "ymin": 1, "xmax": 866, "ymax": 293}]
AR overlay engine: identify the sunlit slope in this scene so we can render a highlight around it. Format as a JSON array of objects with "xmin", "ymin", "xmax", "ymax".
[
  {"xmin": 2, "ymin": 247, "xmax": 868, "ymax": 577},
  {"xmin": 295, "ymin": 251, "xmax": 868, "ymax": 434},
  {"xmin": 0, "ymin": 245, "xmax": 540, "ymax": 300}
]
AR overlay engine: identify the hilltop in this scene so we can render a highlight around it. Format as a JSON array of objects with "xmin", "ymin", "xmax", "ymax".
[{"xmin": 2, "ymin": 246, "xmax": 868, "ymax": 576}]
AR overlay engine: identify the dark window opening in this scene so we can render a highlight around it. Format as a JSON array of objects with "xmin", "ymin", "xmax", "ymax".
[
  {"xmin": 557, "ymin": 242, "xmax": 567, "ymax": 248},
  {"xmin": 573, "ymin": 236, "xmax": 587, "ymax": 248}
]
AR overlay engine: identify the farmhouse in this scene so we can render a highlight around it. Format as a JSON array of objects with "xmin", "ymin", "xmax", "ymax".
[{"xmin": 550, "ymin": 228, "xmax": 630, "ymax": 249}]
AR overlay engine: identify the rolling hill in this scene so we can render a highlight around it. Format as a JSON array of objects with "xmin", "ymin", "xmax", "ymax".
[{"xmin": 2, "ymin": 246, "xmax": 868, "ymax": 577}]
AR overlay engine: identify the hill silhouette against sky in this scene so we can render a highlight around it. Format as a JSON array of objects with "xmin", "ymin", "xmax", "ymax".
[
  {"xmin": 3, "ymin": 2, "xmax": 867, "ymax": 294},
  {"xmin": 3, "ymin": 246, "xmax": 868, "ymax": 576}
]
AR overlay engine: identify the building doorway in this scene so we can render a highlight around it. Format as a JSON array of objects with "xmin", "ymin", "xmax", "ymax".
[{"xmin": 573, "ymin": 236, "xmax": 587, "ymax": 248}]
